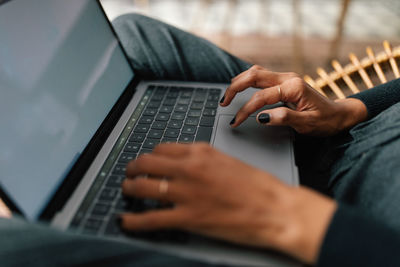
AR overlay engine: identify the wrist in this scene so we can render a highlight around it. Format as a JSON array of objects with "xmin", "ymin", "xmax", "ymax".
[
  {"xmin": 269, "ymin": 187, "xmax": 337, "ymax": 264},
  {"xmin": 334, "ymin": 98, "xmax": 368, "ymax": 131}
]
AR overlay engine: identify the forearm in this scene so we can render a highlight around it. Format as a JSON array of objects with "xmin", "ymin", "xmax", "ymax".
[
  {"xmin": 266, "ymin": 187, "xmax": 400, "ymax": 266},
  {"xmin": 348, "ymin": 78, "xmax": 400, "ymax": 119},
  {"xmin": 258, "ymin": 186, "xmax": 337, "ymax": 265}
]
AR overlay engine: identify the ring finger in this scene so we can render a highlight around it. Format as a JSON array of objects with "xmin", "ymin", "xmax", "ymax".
[{"xmin": 122, "ymin": 177, "xmax": 184, "ymax": 203}]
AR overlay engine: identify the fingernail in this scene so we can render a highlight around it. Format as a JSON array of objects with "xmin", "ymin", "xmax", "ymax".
[
  {"xmin": 219, "ymin": 95, "xmax": 225, "ymax": 104},
  {"xmin": 258, "ymin": 113, "xmax": 270, "ymax": 124},
  {"xmin": 230, "ymin": 116, "xmax": 236, "ymax": 125}
]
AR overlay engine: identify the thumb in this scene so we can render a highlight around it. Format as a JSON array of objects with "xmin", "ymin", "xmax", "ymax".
[{"xmin": 256, "ymin": 107, "xmax": 305, "ymax": 129}]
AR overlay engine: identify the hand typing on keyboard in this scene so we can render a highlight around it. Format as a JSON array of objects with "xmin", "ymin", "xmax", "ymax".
[{"xmin": 120, "ymin": 143, "xmax": 336, "ymax": 265}]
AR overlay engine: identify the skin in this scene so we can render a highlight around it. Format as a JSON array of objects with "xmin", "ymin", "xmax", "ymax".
[{"xmin": 120, "ymin": 65, "xmax": 368, "ymax": 264}]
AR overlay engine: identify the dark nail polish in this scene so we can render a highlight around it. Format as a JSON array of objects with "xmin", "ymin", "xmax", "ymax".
[
  {"xmin": 258, "ymin": 113, "xmax": 270, "ymax": 124},
  {"xmin": 219, "ymin": 95, "xmax": 225, "ymax": 104},
  {"xmin": 230, "ymin": 116, "xmax": 236, "ymax": 125}
]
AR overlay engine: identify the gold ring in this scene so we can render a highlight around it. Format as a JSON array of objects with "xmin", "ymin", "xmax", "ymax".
[
  {"xmin": 159, "ymin": 180, "xmax": 169, "ymax": 196},
  {"xmin": 277, "ymin": 85, "xmax": 282, "ymax": 100}
]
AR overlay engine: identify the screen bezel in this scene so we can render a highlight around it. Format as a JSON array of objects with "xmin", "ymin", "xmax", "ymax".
[{"xmin": 0, "ymin": 0, "xmax": 141, "ymax": 220}]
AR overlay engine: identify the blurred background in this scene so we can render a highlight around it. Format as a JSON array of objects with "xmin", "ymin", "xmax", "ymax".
[{"xmin": 100, "ymin": 0, "xmax": 400, "ymax": 77}]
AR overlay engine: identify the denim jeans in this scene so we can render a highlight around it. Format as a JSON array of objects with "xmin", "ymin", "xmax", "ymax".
[{"xmin": 297, "ymin": 102, "xmax": 400, "ymax": 232}]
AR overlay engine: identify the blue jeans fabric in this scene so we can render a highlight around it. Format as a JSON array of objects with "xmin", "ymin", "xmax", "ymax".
[
  {"xmin": 298, "ymin": 102, "xmax": 400, "ymax": 232},
  {"xmin": 112, "ymin": 14, "xmax": 251, "ymax": 82},
  {"xmin": 0, "ymin": 216, "xmax": 219, "ymax": 267}
]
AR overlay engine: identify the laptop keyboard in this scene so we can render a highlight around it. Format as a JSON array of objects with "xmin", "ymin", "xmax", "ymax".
[{"xmin": 71, "ymin": 85, "xmax": 221, "ymax": 240}]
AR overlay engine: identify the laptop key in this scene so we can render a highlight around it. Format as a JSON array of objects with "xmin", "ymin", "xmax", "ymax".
[
  {"xmin": 163, "ymin": 98, "xmax": 176, "ymax": 106},
  {"xmin": 210, "ymin": 88, "xmax": 221, "ymax": 94},
  {"xmin": 147, "ymin": 101, "xmax": 161, "ymax": 108},
  {"xmin": 99, "ymin": 188, "xmax": 118, "ymax": 202},
  {"xmin": 143, "ymin": 108, "xmax": 157, "ymax": 116},
  {"xmin": 91, "ymin": 203, "xmax": 111, "ymax": 216},
  {"xmin": 113, "ymin": 164, "xmax": 127, "ymax": 175},
  {"xmin": 118, "ymin": 153, "xmax": 136, "ymax": 163},
  {"xmin": 171, "ymin": 113, "xmax": 185, "ymax": 121},
  {"xmin": 151, "ymin": 94, "xmax": 164, "ymax": 101},
  {"xmin": 124, "ymin": 142, "xmax": 140, "ymax": 153},
  {"xmin": 151, "ymin": 121, "xmax": 167, "ymax": 130},
  {"xmin": 208, "ymin": 94, "xmax": 220, "ymax": 101},
  {"xmin": 182, "ymin": 126, "xmax": 197, "ymax": 135},
  {"xmin": 164, "ymin": 128, "xmax": 179, "ymax": 138},
  {"xmin": 148, "ymin": 129, "xmax": 163, "ymax": 139},
  {"xmin": 195, "ymin": 127, "xmax": 213, "ymax": 142},
  {"xmin": 138, "ymin": 116, "xmax": 154, "ymax": 124},
  {"xmin": 203, "ymin": 109, "xmax": 216, "ymax": 117},
  {"xmin": 200, "ymin": 117, "xmax": 215, "ymax": 127},
  {"xmin": 193, "ymin": 94, "xmax": 206, "ymax": 103},
  {"xmin": 177, "ymin": 98, "xmax": 190, "ymax": 105},
  {"xmin": 161, "ymin": 138, "xmax": 177, "ymax": 143},
  {"xmin": 205, "ymin": 101, "xmax": 218, "ymax": 109},
  {"xmin": 184, "ymin": 117, "xmax": 199, "ymax": 126},
  {"xmin": 187, "ymin": 110, "xmax": 201, "ymax": 118},
  {"xmin": 155, "ymin": 114, "xmax": 170, "ymax": 121},
  {"xmin": 115, "ymin": 197, "xmax": 129, "ymax": 211},
  {"xmin": 139, "ymin": 149, "xmax": 153, "ymax": 155},
  {"xmin": 181, "ymin": 91, "xmax": 193, "ymax": 98},
  {"xmin": 159, "ymin": 106, "xmax": 173, "ymax": 113},
  {"xmin": 134, "ymin": 124, "xmax": 150, "ymax": 133},
  {"xmin": 190, "ymin": 102, "xmax": 204, "ymax": 110},
  {"xmin": 166, "ymin": 91, "xmax": 179, "ymax": 98},
  {"xmin": 175, "ymin": 105, "xmax": 188, "ymax": 113},
  {"xmin": 129, "ymin": 133, "xmax": 145, "ymax": 143},
  {"xmin": 179, "ymin": 135, "xmax": 194, "ymax": 143},
  {"xmin": 168, "ymin": 120, "xmax": 183, "ymax": 129},
  {"xmin": 154, "ymin": 86, "xmax": 167, "ymax": 94},
  {"xmin": 143, "ymin": 138, "xmax": 160, "ymax": 149},
  {"xmin": 106, "ymin": 175, "xmax": 125, "ymax": 188}
]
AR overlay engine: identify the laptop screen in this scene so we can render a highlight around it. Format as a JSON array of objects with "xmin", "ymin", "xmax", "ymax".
[{"xmin": 0, "ymin": 0, "xmax": 134, "ymax": 219}]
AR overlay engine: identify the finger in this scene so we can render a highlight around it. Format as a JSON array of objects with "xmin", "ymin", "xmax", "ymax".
[
  {"xmin": 230, "ymin": 66, "xmax": 255, "ymax": 83},
  {"xmin": 256, "ymin": 107, "xmax": 306, "ymax": 130},
  {"xmin": 221, "ymin": 68, "xmax": 283, "ymax": 107},
  {"xmin": 120, "ymin": 208, "xmax": 186, "ymax": 231},
  {"xmin": 126, "ymin": 153, "xmax": 181, "ymax": 178},
  {"xmin": 152, "ymin": 143, "xmax": 191, "ymax": 158},
  {"xmin": 122, "ymin": 177, "xmax": 183, "ymax": 202},
  {"xmin": 230, "ymin": 86, "xmax": 281, "ymax": 127}
]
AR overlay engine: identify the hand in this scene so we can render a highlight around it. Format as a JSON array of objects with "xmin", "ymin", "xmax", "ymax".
[
  {"xmin": 220, "ymin": 65, "xmax": 367, "ymax": 136},
  {"xmin": 121, "ymin": 143, "xmax": 337, "ymax": 264}
]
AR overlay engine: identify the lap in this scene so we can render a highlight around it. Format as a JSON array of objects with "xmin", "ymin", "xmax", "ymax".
[
  {"xmin": 0, "ymin": 216, "xmax": 214, "ymax": 267},
  {"xmin": 296, "ymin": 103, "xmax": 400, "ymax": 231},
  {"xmin": 112, "ymin": 13, "xmax": 251, "ymax": 82}
]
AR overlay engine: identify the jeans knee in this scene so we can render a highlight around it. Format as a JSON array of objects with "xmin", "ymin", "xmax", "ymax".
[{"xmin": 112, "ymin": 13, "xmax": 160, "ymax": 29}]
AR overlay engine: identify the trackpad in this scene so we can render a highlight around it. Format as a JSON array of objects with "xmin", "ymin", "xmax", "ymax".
[{"xmin": 212, "ymin": 115, "xmax": 296, "ymax": 185}]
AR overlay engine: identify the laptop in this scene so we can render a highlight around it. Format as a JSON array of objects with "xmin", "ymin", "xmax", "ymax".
[{"xmin": 0, "ymin": 0, "xmax": 299, "ymax": 266}]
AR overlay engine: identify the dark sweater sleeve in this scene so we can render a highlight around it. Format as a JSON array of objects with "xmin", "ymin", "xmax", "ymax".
[
  {"xmin": 348, "ymin": 78, "xmax": 400, "ymax": 119},
  {"xmin": 317, "ymin": 204, "xmax": 400, "ymax": 267}
]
